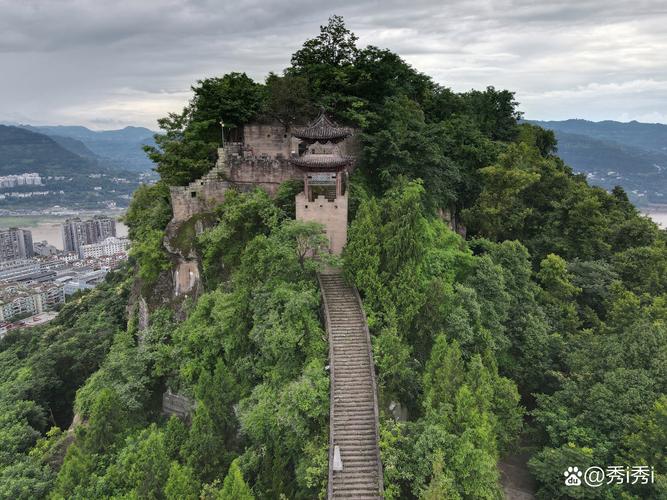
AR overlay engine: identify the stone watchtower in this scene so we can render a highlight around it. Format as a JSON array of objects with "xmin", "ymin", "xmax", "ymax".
[{"xmin": 291, "ymin": 113, "xmax": 353, "ymax": 255}]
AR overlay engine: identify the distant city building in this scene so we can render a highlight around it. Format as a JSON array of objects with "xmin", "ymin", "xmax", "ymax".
[
  {"xmin": 62, "ymin": 269, "xmax": 108, "ymax": 295},
  {"xmin": 0, "ymin": 282, "xmax": 64, "ymax": 322},
  {"xmin": 33, "ymin": 240, "xmax": 59, "ymax": 257},
  {"xmin": 0, "ymin": 259, "xmax": 41, "ymax": 282},
  {"xmin": 0, "ymin": 228, "xmax": 34, "ymax": 261},
  {"xmin": 61, "ymin": 216, "xmax": 116, "ymax": 257},
  {"xmin": 0, "ymin": 173, "xmax": 42, "ymax": 188},
  {"xmin": 80, "ymin": 237, "xmax": 130, "ymax": 259}
]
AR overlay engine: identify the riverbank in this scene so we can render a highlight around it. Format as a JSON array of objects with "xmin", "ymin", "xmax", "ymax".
[{"xmin": 643, "ymin": 209, "xmax": 667, "ymax": 228}]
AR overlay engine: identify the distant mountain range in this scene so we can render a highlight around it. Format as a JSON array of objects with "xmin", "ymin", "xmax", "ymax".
[
  {"xmin": 20, "ymin": 124, "xmax": 156, "ymax": 172},
  {"xmin": 0, "ymin": 125, "xmax": 153, "ymax": 212},
  {"xmin": 0, "ymin": 125, "xmax": 101, "ymax": 176},
  {"xmin": 3, "ymin": 117, "xmax": 666, "ymax": 211},
  {"xmin": 529, "ymin": 119, "xmax": 667, "ymax": 207}
]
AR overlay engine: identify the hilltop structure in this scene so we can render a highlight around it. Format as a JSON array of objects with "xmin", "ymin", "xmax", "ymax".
[
  {"xmin": 167, "ymin": 113, "xmax": 382, "ymax": 499},
  {"xmin": 168, "ymin": 113, "xmax": 356, "ymax": 295},
  {"xmin": 291, "ymin": 114, "xmax": 352, "ymax": 255}
]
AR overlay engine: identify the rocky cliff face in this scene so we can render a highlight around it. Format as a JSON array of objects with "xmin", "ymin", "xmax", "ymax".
[{"xmin": 163, "ymin": 214, "xmax": 214, "ymax": 300}]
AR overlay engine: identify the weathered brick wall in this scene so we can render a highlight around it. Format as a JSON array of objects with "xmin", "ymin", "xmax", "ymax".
[
  {"xmin": 243, "ymin": 123, "xmax": 292, "ymax": 158},
  {"xmin": 223, "ymin": 158, "xmax": 302, "ymax": 196},
  {"xmin": 296, "ymin": 192, "xmax": 348, "ymax": 255},
  {"xmin": 170, "ymin": 182, "xmax": 230, "ymax": 222},
  {"xmin": 170, "ymin": 123, "xmax": 358, "ymax": 238}
]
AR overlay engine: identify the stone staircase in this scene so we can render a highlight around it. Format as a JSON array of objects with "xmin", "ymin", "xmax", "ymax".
[{"xmin": 319, "ymin": 270, "xmax": 383, "ymax": 499}]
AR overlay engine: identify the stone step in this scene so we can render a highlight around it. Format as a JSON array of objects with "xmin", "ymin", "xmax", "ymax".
[
  {"xmin": 332, "ymin": 478, "xmax": 378, "ymax": 488},
  {"xmin": 334, "ymin": 389, "xmax": 373, "ymax": 395},
  {"xmin": 340, "ymin": 451, "xmax": 378, "ymax": 461},
  {"xmin": 333, "ymin": 348, "xmax": 369, "ymax": 354},
  {"xmin": 334, "ymin": 394, "xmax": 373, "ymax": 400},
  {"xmin": 334, "ymin": 356, "xmax": 370, "ymax": 362},
  {"xmin": 334, "ymin": 387, "xmax": 372, "ymax": 395},
  {"xmin": 335, "ymin": 439, "xmax": 377, "ymax": 447},
  {"xmin": 333, "ymin": 358, "xmax": 369, "ymax": 365},
  {"xmin": 335, "ymin": 377, "xmax": 371, "ymax": 383},
  {"xmin": 334, "ymin": 394, "xmax": 372, "ymax": 402},
  {"xmin": 335, "ymin": 404, "xmax": 375, "ymax": 411},
  {"xmin": 335, "ymin": 428, "xmax": 377, "ymax": 436},
  {"xmin": 335, "ymin": 430, "xmax": 377, "ymax": 438},
  {"xmin": 335, "ymin": 438, "xmax": 377, "ymax": 446},
  {"xmin": 320, "ymin": 272, "xmax": 382, "ymax": 498},
  {"xmin": 334, "ymin": 415, "xmax": 376, "ymax": 424},
  {"xmin": 333, "ymin": 355, "xmax": 368, "ymax": 360},
  {"xmin": 335, "ymin": 373, "xmax": 371, "ymax": 379},
  {"xmin": 331, "ymin": 343, "xmax": 367, "ymax": 349},
  {"xmin": 332, "ymin": 485, "xmax": 380, "ymax": 495}
]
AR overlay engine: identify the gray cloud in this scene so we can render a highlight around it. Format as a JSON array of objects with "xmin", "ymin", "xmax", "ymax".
[{"xmin": 1, "ymin": 0, "xmax": 666, "ymax": 129}]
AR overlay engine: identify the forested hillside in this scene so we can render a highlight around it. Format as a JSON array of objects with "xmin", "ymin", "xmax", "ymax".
[
  {"xmin": 530, "ymin": 119, "xmax": 667, "ymax": 206},
  {"xmin": 533, "ymin": 119, "xmax": 667, "ymax": 153},
  {"xmin": 0, "ymin": 125, "xmax": 101, "ymax": 176},
  {"xmin": 1, "ymin": 16, "xmax": 666, "ymax": 500},
  {"xmin": 23, "ymin": 125, "xmax": 156, "ymax": 172},
  {"xmin": 0, "ymin": 125, "xmax": 146, "ymax": 210}
]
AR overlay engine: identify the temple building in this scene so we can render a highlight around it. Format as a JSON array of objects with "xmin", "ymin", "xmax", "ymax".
[
  {"xmin": 168, "ymin": 112, "xmax": 355, "ymax": 296},
  {"xmin": 291, "ymin": 113, "xmax": 353, "ymax": 255}
]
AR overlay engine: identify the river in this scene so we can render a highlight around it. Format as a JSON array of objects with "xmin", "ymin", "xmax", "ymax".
[{"xmin": 645, "ymin": 210, "xmax": 667, "ymax": 228}]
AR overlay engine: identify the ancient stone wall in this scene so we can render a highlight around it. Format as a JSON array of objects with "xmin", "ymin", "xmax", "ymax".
[
  {"xmin": 170, "ymin": 144, "xmax": 305, "ymax": 223},
  {"xmin": 222, "ymin": 157, "xmax": 302, "ymax": 196},
  {"xmin": 337, "ymin": 132, "xmax": 361, "ymax": 158},
  {"xmin": 170, "ymin": 181, "xmax": 229, "ymax": 222},
  {"xmin": 296, "ymin": 192, "xmax": 348, "ymax": 255},
  {"xmin": 243, "ymin": 123, "xmax": 292, "ymax": 158}
]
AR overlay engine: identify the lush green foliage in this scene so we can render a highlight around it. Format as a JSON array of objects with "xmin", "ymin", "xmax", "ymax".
[
  {"xmin": 344, "ymin": 181, "xmax": 523, "ymax": 498},
  {"xmin": 123, "ymin": 182, "xmax": 172, "ymax": 290},
  {"xmin": 0, "ymin": 270, "xmax": 130, "ymax": 499},
  {"xmin": 47, "ymin": 189, "xmax": 332, "ymax": 499}
]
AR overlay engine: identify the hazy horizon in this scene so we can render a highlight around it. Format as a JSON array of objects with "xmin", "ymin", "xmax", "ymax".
[
  {"xmin": 3, "ymin": 116, "xmax": 667, "ymax": 134},
  {"xmin": 1, "ymin": 1, "xmax": 666, "ymax": 130}
]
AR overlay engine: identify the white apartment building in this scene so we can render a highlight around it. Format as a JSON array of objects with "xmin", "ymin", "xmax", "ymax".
[
  {"xmin": 0, "ymin": 282, "xmax": 64, "ymax": 322},
  {"xmin": 80, "ymin": 237, "xmax": 130, "ymax": 259},
  {"xmin": 0, "ymin": 173, "xmax": 42, "ymax": 188},
  {"xmin": 0, "ymin": 259, "xmax": 41, "ymax": 282},
  {"xmin": 62, "ymin": 269, "xmax": 108, "ymax": 295}
]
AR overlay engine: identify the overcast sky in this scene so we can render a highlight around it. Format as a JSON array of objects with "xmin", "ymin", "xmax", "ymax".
[{"xmin": 1, "ymin": 0, "xmax": 666, "ymax": 130}]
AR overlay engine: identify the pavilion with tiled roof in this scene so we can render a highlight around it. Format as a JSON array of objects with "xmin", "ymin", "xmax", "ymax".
[
  {"xmin": 291, "ymin": 112, "xmax": 352, "ymax": 143},
  {"xmin": 290, "ymin": 112, "xmax": 353, "ymax": 199},
  {"xmin": 292, "ymin": 112, "xmax": 354, "ymax": 255}
]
